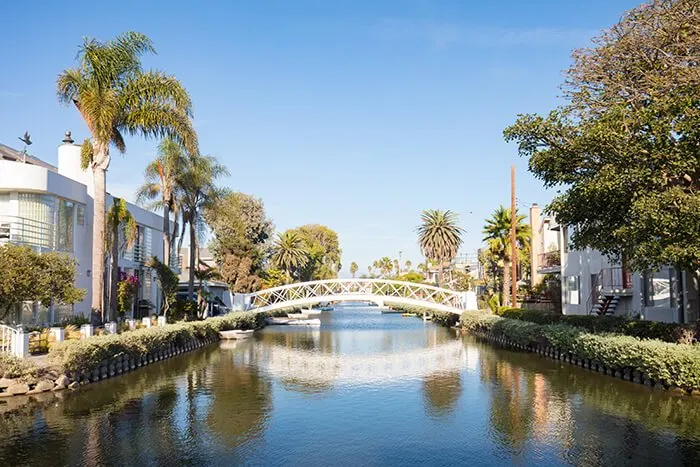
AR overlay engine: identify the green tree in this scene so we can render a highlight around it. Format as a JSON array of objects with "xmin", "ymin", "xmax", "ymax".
[
  {"xmin": 394, "ymin": 271, "xmax": 426, "ymax": 283},
  {"xmin": 146, "ymin": 257, "xmax": 178, "ymax": 317},
  {"xmin": 106, "ymin": 197, "xmax": 137, "ymax": 322},
  {"xmin": 416, "ymin": 209, "xmax": 464, "ymax": 286},
  {"xmin": 349, "ymin": 261, "xmax": 359, "ymax": 278},
  {"xmin": 136, "ymin": 137, "xmax": 188, "ymax": 267},
  {"xmin": 57, "ymin": 31, "xmax": 197, "ymax": 316},
  {"xmin": 271, "ymin": 231, "xmax": 309, "ymax": 282},
  {"xmin": 0, "ymin": 245, "xmax": 85, "ymax": 322},
  {"xmin": 290, "ymin": 224, "xmax": 342, "ymax": 281},
  {"xmin": 405, "ymin": 260, "xmax": 412, "ymax": 271},
  {"xmin": 261, "ymin": 269, "xmax": 287, "ymax": 289},
  {"xmin": 194, "ymin": 266, "xmax": 221, "ymax": 318},
  {"xmin": 177, "ymin": 153, "xmax": 228, "ymax": 299},
  {"xmin": 482, "ymin": 206, "xmax": 531, "ymax": 306},
  {"xmin": 503, "ymin": 0, "xmax": 700, "ymax": 272}
]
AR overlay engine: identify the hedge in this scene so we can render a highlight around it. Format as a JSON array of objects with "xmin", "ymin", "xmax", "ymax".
[
  {"xmin": 385, "ymin": 304, "xmax": 460, "ymax": 328},
  {"xmin": 461, "ymin": 311, "xmax": 700, "ymax": 391},
  {"xmin": 498, "ymin": 308, "xmax": 697, "ymax": 344},
  {"xmin": 48, "ymin": 312, "xmax": 264, "ymax": 373}
]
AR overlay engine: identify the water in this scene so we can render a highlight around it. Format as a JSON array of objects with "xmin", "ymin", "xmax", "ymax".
[{"xmin": 2, "ymin": 305, "xmax": 700, "ymax": 466}]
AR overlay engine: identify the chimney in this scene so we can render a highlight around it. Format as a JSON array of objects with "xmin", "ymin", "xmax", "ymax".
[{"xmin": 62, "ymin": 131, "xmax": 74, "ymax": 144}]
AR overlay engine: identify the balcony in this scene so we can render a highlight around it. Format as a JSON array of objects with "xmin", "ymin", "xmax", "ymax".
[
  {"xmin": 122, "ymin": 244, "xmax": 149, "ymax": 265},
  {"xmin": 537, "ymin": 251, "xmax": 561, "ymax": 274},
  {"xmin": 0, "ymin": 216, "xmax": 55, "ymax": 251},
  {"xmin": 599, "ymin": 267, "xmax": 633, "ymax": 295}
]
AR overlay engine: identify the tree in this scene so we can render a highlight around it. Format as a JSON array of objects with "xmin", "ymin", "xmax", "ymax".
[
  {"xmin": 220, "ymin": 254, "xmax": 262, "ymax": 293},
  {"xmin": 136, "ymin": 137, "xmax": 188, "ymax": 268},
  {"xmin": 503, "ymin": 0, "xmax": 700, "ymax": 272},
  {"xmin": 394, "ymin": 271, "xmax": 425, "ymax": 283},
  {"xmin": 106, "ymin": 197, "xmax": 137, "ymax": 322},
  {"xmin": 204, "ymin": 191, "xmax": 273, "ymax": 292},
  {"xmin": 393, "ymin": 259, "xmax": 400, "ymax": 276},
  {"xmin": 178, "ymin": 153, "xmax": 228, "ymax": 299},
  {"xmin": 416, "ymin": 209, "xmax": 464, "ymax": 286},
  {"xmin": 405, "ymin": 260, "xmax": 412, "ymax": 271},
  {"xmin": 482, "ymin": 207, "xmax": 530, "ymax": 306},
  {"xmin": 349, "ymin": 262, "xmax": 359, "ymax": 278},
  {"xmin": 271, "ymin": 232, "xmax": 309, "ymax": 282},
  {"xmin": 261, "ymin": 269, "xmax": 286, "ymax": 290},
  {"xmin": 289, "ymin": 224, "xmax": 342, "ymax": 281},
  {"xmin": 373, "ymin": 257, "xmax": 393, "ymax": 278},
  {"xmin": 194, "ymin": 265, "xmax": 221, "ymax": 318},
  {"xmin": 146, "ymin": 257, "xmax": 178, "ymax": 317},
  {"xmin": 57, "ymin": 31, "xmax": 197, "ymax": 316},
  {"xmin": 0, "ymin": 245, "xmax": 85, "ymax": 322}
]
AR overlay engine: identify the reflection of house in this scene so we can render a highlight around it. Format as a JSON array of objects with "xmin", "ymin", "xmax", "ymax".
[
  {"xmin": 532, "ymin": 203, "xmax": 699, "ymax": 323},
  {"xmin": 0, "ymin": 133, "xmax": 173, "ymax": 324}
]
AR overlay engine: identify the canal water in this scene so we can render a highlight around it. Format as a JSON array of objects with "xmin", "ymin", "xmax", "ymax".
[{"xmin": 2, "ymin": 304, "xmax": 700, "ymax": 466}]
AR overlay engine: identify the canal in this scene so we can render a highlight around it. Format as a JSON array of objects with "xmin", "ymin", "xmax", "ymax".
[{"xmin": 2, "ymin": 304, "xmax": 700, "ymax": 466}]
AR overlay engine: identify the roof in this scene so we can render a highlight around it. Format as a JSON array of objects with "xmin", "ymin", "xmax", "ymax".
[{"xmin": 0, "ymin": 143, "xmax": 57, "ymax": 171}]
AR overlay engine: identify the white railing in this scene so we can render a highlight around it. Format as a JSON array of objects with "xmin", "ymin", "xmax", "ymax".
[
  {"xmin": 0, "ymin": 324, "xmax": 28, "ymax": 357},
  {"xmin": 247, "ymin": 279, "xmax": 469, "ymax": 314},
  {"xmin": 0, "ymin": 215, "xmax": 55, "ymax": 250}
]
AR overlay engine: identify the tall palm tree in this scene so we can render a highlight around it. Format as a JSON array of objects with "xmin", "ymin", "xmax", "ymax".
[
  {"xmin": 106, "ymin": 198, "xmax": 137, "ymax": 322},
  {"xmin": 271, "ymin": 232, "xmax": 309, "ymax": 282},
  {"xmin": 349, "ymin": 261, "xmax": 359, "ymax": 278},
  {"xmin": 482, "ymin": 206, "xmax": 531, "ymax": 306},
  {"xmin": 416, "ymin": 209, "xmax": 464, "ymax": 286},
  {"xmin": 57, "ymin": 32, "xmax": 197, "ymax": 316},
  {"xmin": 136, "ymin": 137, "xmax": 187, "ymax": 268},
  {"xmin": 393, "ymin": 259, "xmax": 400, "ymax": 276},
  {"xmin": 178, "ymin": 153, "xmax": 228, "ymax": 299},
  {"xmin": 405, "ymin": 260, "xmax": 412, "ymax": 271}
]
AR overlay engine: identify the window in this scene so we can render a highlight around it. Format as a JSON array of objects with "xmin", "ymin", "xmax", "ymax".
[
  {"xmin": 566, "ymin": 275, "xmax": 580, "ymax": 305},
  {"xmin": 18, "ymin": 193, "xmax": 55, "ymax": 248},
  {"xmin": 56, "ymin": 199, "xmax": 74, "ymax": 252},
  {"xmin": 77, "ymin": 205, "xmax": 85, "ymax": 225},
  {"xmin": 644, "ymin": 267, "xmax": 676, "ymax": 308}
]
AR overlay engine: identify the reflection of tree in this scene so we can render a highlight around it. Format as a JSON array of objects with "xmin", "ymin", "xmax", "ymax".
[
  {"xmin": 279, "ymin": 377, "xmax": 334, "ymax": 395},
  {"xmin": 422, "ymin": 370, "xmax": 462, "ymax": 418},
  {"xmin": 206, "ymin": 349, "xmax": 272, "ymax": 446}
]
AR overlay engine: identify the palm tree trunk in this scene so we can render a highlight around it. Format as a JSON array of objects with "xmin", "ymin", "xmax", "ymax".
[
  {"xmin": 91, "ymin": 163, "xmax": 107, "ymax": 322},
  {"xmin": 108, "ymin": 224, "xmax": 119, "ymax": 323},
  {"xmin": 163, "ymin": 199, "xmax": 171, "ymax": 268},
  {"xmin": 188, "ymin": 220, "xmax": 196, "ymax": 300},
  {"xmin": 503, "ymin": 260, "xmax": 511, "ymax": 307}
]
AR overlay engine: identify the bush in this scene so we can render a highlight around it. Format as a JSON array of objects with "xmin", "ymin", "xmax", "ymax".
[
  {"xmin": 0, "ymin": 353, "xmax": 43, "ymax": 383},
  {"xmin": 431, "ymin": 310, "xmax": 460, "ymax": 327},
  {"xmin": 460, "ymin": 311, "xmax": 700, "ymax": 390},
  {"xmin": 48, "ymin": 312, "xmax": 264, "ymax": 374}
]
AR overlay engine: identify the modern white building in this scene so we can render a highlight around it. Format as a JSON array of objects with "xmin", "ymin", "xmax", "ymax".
[
  {"xmin": 0, "ymin": 133, "xmax": 173, "ymax": 325},
  {"xmin": 529, "ymin": 203, "xmax": 699, "ymax": 323}
]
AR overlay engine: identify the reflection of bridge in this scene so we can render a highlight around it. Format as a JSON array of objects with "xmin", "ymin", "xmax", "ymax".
[
  {"xmin": 221, "ymin": 339, "xmax": 479, "ymax": 384},
  {"xmin": 242, "ymin": 279, "xmax": 475, "ymax": 314}
]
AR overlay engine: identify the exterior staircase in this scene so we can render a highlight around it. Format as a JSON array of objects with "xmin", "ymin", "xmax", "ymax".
[{"xmin": 590, "ymin": 294, "xmax": 620, "ymax": 316}]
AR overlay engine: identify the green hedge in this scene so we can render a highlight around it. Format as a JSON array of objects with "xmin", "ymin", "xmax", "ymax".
[
  {"xmin": 48, "ymin": 312, "xmax": 264, "ymax": 374},
  {"xmin": 498, "ymin": 308, "xmax": 697, "ymax": 344},
  {"xmin": 461, "ymin": 312, "xmax": 700, "ymax": 391}
]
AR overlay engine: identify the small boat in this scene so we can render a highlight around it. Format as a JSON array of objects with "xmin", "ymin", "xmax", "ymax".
[
  {"xmin": 219, "ymin": 329, "xmax": 255, "ymax": 340},
  {"xmin": 266, "ymin": 317, "xmax": 291, "ymax": 325},
  {"xmin": 302, "ymin": 309, "xmax": 323, "ymax": 317},
  {"xmin": 319, "ymin": 306, "xmax": 334, "ymax": 311},
  {"xmin": 287, "ymin": 319, "xmax": 321, "ymax": 326},
  {"xmin": 287, "ymin": 313, "xmax": 305, "ymax": 319},
  {"xmin": 380, "ymin": 308, "xmax": 403, "ymax": 314},
  {"xmin": 402, "ymin": 313, "xmax": 417, "ymax": 318}
]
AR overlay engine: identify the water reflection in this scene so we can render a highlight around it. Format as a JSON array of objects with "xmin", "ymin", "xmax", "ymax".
[{"xmin": 1, "ymin": 308, "xmax": 700, "ymax": 466}]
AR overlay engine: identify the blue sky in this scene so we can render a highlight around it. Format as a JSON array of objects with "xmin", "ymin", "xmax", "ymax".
[{"xmin": 0, "ymin": 0, "xmax": 640, "ymax": 276}]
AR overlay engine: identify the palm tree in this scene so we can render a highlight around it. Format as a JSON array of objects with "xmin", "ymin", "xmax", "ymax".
[
  {"xmin": 106, "ymin": 198, "xmax": 137, "ymax": 322},
  {"xmin": 178, "ymin": 153, "xmax": 228, "ymax": 299},
  {"xmin": 373, "ymin": 257, "xmax": 393, "ymax": 278},
  {"xmin": 482, "ymin": 206, "xmax": 531, "ymax": 306},
  {"xmin": 405, "ymin": 260, "xmax": 412, "ymax": 271},
  {"xmin": 194, "ymin": 265, "xmax": 221, "ymax": 318},
  {"xmin": 393, "ymin": 259, "xmax": 400, "ymax": 276},
  {"xmin": 136, "ymin": 138, "xmax": 187, "ymax": 268},
  {"xmin": 349, "ymin": 261, "xmax": 359, "ymax": 278},
  {"xmin": 57, "ymin": 32, "xmax": 197, "ymax": 317},
  {"xmin": 416, "ymin": 210, "xmax": 464, "ymax": 286},
  {"xmin": 271, "ymin": 232, "xmax": 309, "ymax": 282}
]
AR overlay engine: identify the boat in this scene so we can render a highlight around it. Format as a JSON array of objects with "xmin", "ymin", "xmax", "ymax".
[
  {"xmin": 402, "ymin": 313, "xmax": 417, "ymax": 318},
  {"xmin": 265, "ymin": 317, "xmax": 291, "ymax": 325},
  {"xmin": 380, "ymin": 308, "xmax": 403, "ymax": 314},
  {"xmin": 287, "ymin": 319, "xmax": 321, "ymax": 326},
  {"xmin": 219, "ymin": 329, "xmax": 255, "ymax": 340},
  {"xmin": 287, "ymin": 313, "xmax": 305, "ymax": 319},
  {"xmin": 319, "ymin": 306, "xmax": 334, "ymax": 311},
  {"xmin": 302, "ymin": 309, "xmax": 323, "ymax": 317}
]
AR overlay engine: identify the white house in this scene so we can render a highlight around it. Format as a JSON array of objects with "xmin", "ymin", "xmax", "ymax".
[
  {"xmin": 0, "ymin": 132, "xmax": 174, "ymax": 325},
  {"xmin": 529, "ymin": 203, "xmax": 700, "ymax": 323}
]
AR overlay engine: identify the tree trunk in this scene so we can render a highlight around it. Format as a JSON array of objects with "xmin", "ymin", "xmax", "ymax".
[
  {"xmin": 503, "ymin": 260, "xmax": 512, "ymax": 307},
  {"xmin": 91, "ymin": 163, "xmax": 107, "ymax": 322},
  {"xmin": 108, "ymin": 224, "xmax": 119, "ymax": 323},
  {"xmin": 163, "ymin": 199, "xmax": 171, "ymax": 268},
  {"xmin": 188, "ymin": 221, "xmax": 196, "ymax": 300}
]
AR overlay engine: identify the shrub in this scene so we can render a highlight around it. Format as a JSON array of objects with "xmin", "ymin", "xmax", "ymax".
[
  {"xmin": 48, "ymin": 312, "xmax": 264, "ymax": 374},
  {"xmin": 460, "ymin": 311, "xmax": 700, "ymax": 390},
  {"xmin": 431, "ymin": 310, "xmax": 459, "ymax": 327},
  {"xmin": 0, "ymin": 353, "xmax": 43, "ymax": 383}
]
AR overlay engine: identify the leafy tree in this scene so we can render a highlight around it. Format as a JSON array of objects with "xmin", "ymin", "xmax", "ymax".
[
  {"xmin": 0, "ymin": 245, "xmax": 85, "ymax": 322},
  {"xmin": 349, "ymin": 261, "xmax": 359, "ymax": 278},
  {"xmin": 57, "ymin": 31, "xmax": 197, "ymax": 315},
  {"xmin": 261, "ymin": 269, "xmax": 286, "ymax": 289},
  {"xmin": 452, "ymin": 270, "xmax": 475, "ymax": 292},
  {"xmin": 416, "ymin": 209, "xmax": 464, "ymax": 286},
  {"xmin": 405, "ymin": 260, "xmax": 412, "ymax": 271},
  {"xmin": 394, "ymin": 271, "xmax": 425, "ymax": 283},
  {"xmin": 220, "ymin": 254, "xmax": 262, "ymax": 293},
  {"xmin": 106, "ymin": 197, "xmax": 137, "ymax": 322},
  {"xmin": 393, "ymin": 259, "xmax": 400, "ymax": 276},
  {"xmin": 289, "ymin": 224, "xmax": 342, "ymax": 281},
  {"xmin": 177, "ymin": 153, "xmax": 228, "ymax": 299},
  {"xmin": 482, "ymin": 206, "xmax": 531, "ymax": 306},
  {"xmin": 503, "ymin": 0, "xmax": 700, "ymax": 272},
  {"xmin": 194, "ymin": 265, "xmax": 221, "ymax": 318},
  {"xmin": 271, "ymin": 232, "xmax": 309, "ymax": 282},
  {"xmin": 373, "ymin": 257, "xmax": 394, "ymax": 278},
  {"xmin": 146, "ymin": 257, "xmax": 178, "ymax": 317},
  {"xmin": 136, "ymin": 137, "xmax": 188, "ymax": 267}
]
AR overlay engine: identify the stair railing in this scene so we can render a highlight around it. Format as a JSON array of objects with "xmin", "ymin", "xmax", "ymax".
[{"xmin": 586, "ymin": 271, "xmax": 603, "ymax": 315}]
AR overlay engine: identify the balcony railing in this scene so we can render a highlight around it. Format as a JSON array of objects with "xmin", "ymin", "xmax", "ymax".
[
  {"xmin": 600, "ymin": 267, "xmax": 633, "ymax": 292},
  {"xmin": 537, "ymin": 251, "xmax": 561, "ymax": 272},
  {"xmin": 122, "ymin": 244, "xmax": 149, "ymax": 265},
  {"xmin": 0, "ymin": 216, "xmax": 55, "ymax": 250}
]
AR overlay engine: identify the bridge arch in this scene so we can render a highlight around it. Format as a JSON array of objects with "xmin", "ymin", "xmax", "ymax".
[{"xmin": 243, "ymin": 279, "xmax": 473, "ymax": 314}]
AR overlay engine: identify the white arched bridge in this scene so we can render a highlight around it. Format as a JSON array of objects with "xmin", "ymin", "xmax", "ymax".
[{"xmin": 240, "ymin": 279, "xmax": 476, "ymax": 314}]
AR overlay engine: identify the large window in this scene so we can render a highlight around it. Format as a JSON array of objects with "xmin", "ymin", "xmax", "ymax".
[
  {"xmin": 644, "ymin": 267, "xmax": 676, "ymax": 308},
  {"xmin": 18, "ymin": 193, "xmax": 55, "ymax": 248},
  {"xmin": 566, "ymin": 275, "xmax": 580, "ymax": 305},
  {"xmin": 56, "ymin": 199, "xmax": 74, "ymax": 252}
]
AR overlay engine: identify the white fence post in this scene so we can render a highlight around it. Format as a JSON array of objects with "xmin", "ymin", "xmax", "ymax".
[
  {"xmin": 142, "ymin": 317, "xmax": 152, "ymax": 328},
  {"xmin": 80, "ymin": 324, "xmax": 94, "ymax": 339},
  {"xmin": 157, "ymin": 316, "xmax": 167, "ymax": 327},
  {"xmin": 126, "ymin": 319, "xmax": 137, "ymax": 330},
  {"xmin": 12, "ymin": 330, "xmax": 29, "ymax": 358},
  {"xmin": 105, "ymin": 322, "xmax": 118, "ymax": 334},
  {"xmin": 50, "ymin": 327, "xmax": 65, "ymax": 343}
]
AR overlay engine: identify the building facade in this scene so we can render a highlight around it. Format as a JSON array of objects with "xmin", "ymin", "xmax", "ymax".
[{"xmin": 0, "ymin": 133, "xmax": 172, "ymax": 325}]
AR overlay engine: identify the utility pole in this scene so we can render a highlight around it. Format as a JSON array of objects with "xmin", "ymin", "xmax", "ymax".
[{"xmin": 511, "ymin": 165, "xmax": 518, "ymax": 308}]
